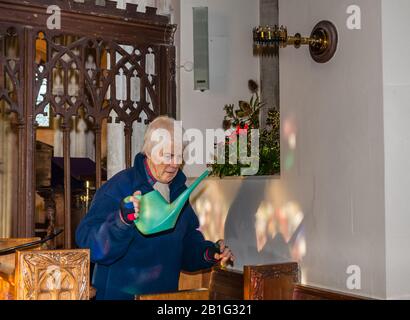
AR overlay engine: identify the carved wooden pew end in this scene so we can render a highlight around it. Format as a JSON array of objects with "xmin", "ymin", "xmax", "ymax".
[{"xmin": 15, "ymin": 249, "xmax": 90, "ymax": 300}]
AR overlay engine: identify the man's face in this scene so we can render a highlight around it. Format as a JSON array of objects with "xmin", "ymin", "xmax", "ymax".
[{"xmin": 147, "ymin": 143, "xmax": 183, "ymax": 184}]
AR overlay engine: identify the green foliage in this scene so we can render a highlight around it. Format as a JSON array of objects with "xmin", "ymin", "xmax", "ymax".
[
  {"xmin": 209, "ymin": 80, "xmax": 280, "ymax": 178},
  {"xmin": 259, "ymin": 109, "xmax": 281, "ymax": 175}
]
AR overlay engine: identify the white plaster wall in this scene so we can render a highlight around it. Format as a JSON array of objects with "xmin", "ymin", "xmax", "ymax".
[
  {"xmin": 382, "ymin": 0, "xmax": 410, "ymax": 300},
  {"xmin": 277, "ymin": 0, "xmax": 386, "ymax": 298},
  {"xmin": 186, "ymin": 0, "xmax": 387, "ymax": 299}
]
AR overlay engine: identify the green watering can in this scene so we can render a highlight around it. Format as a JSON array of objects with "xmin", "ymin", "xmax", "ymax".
[{"xmin": 123, "ymin": 170, "xmax": 210, "ymax": 235}]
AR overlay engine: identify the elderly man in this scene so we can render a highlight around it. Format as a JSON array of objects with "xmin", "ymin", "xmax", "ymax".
[{"xmin": 76, "ymin": 116, "xmax": 234, "ymax": 300}]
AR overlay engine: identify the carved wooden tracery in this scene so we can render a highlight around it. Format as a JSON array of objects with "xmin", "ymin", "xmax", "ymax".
[
  {"xmin": 0, "ymin": 25, "xmax": 24, "ymax": 118},
  {"xmin": 0, "ymin": 0, "xmax": 177, "ymax": 244},
  {"xmin": 15, "ymin": 249, "xmax": 90, "ymax": 300}
]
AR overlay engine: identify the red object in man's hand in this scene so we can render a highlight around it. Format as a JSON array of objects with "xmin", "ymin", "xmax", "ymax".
[{"xmin": 127, "ymin": 214, "xmax": 137, "ymax": 222}]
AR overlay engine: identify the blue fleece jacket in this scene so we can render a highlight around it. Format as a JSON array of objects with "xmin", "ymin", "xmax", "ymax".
[{"xmin": 75, "ymin": 153, "xmax": 216, "ymax": 300}]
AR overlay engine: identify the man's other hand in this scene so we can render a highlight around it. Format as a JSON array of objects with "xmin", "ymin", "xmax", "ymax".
[{"xmin": 214, "ymin": 239, "xmax": 235, "ymax": 267}]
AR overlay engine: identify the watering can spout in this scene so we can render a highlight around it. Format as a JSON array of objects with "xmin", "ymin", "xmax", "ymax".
[
  {"xmin": 132, "ymin": 169, "xmax": 210, "ymax": 235},
  {"xmin": 169, "ymin": 169, "xmax": 210, "ymax": 213}
]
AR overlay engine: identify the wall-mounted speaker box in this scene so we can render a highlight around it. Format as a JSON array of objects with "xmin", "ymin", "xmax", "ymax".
[{"xmin": 193, "ymin": 7, "xmax": 209, "ymax": 92}]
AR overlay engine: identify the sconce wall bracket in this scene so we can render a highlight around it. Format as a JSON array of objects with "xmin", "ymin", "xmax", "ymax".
[
  {"xmin": 309, "ymin": 21, "xmax": 338, "ymax": 63},
  {"xmin": 253, "ymin": 20, "xmax": 338, "ymax": 64}
]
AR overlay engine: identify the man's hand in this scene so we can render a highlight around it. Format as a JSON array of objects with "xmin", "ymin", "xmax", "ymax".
[
  {"xmin": 120, "ymin": 191, "xmax": 141, "ymax": 224},
  {"xmin": 128, "ymin": 191, "xmax": 141, "ymax": 220},
  {"xmin": 214, "ymin": 239, "xmax": 235, "ymax": 268}
]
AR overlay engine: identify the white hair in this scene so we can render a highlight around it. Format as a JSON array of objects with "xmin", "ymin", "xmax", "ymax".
[{"xmin": 142, "ymin": 116, "xmax": 186, "ymax": 157}]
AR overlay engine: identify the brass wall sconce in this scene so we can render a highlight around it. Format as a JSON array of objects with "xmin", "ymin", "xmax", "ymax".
[{"xmin": 253, "ymin": 20, "xmax": 338, "ymax": 63}]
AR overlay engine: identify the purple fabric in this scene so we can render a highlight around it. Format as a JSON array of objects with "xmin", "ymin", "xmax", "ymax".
[
  {"xmin": 52, "ymin": 157, "xmax": 106, "ymax": 180},
  {"xmin": 51, "ymin": 157, "xmax": 107, "ymax": 189}
]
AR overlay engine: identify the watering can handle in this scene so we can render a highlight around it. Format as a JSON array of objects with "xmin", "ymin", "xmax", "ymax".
[
  {"xmin": 123, "ymin": 194, "xmax": 142, "ymax": 203},
  {"xmin": 122, "ymin": 194, "xmax": 143, "ymax": 222}
]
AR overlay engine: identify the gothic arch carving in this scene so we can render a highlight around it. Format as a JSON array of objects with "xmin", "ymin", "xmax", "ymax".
[{"xmin": 0, "ymin": 0, "xmax": 177, "ymax": 243}]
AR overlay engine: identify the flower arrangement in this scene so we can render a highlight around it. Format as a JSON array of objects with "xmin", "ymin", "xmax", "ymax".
[{"xmin": 209, "ymin": 80, "xmax": 280, "ymax": 178}]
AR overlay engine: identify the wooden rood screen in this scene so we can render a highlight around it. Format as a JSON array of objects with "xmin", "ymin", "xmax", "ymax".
[{"xmin": 0, "ymin": 0, "xmax": 177, "ymax": 244}]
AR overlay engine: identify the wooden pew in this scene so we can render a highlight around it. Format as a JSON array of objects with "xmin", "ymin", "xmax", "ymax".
[
  {"xmin": 1, "ymin": 240, "xmax": 92, "ymax": 300},
  {"xmin": 244, "ymin": 262, "xmax": 300, "ymax": 300},
  {"xmin": 137, "ymin": 263, "xmax": 298, "ymax": 300},
  {"xmin": 136, "ymin": 267, "xmax": 243, "ymax": 300},
  {"xmin": 292, "ymin": 284, "xmax": 368, "ymax": 300},
  {"xmin": 178, "ymin": 269, "xmax": 212, "ymax": 291},
  {"xmin": 137, "ymin": 262, "xmax": 370, "ymax": 301},
  {"xmin": 0, "ymin": 238, "xmax": 41, "ymax": 300},
  {"xmin": 208, "ymin": 267, "xmax": 243, "ymax": 300},
  {"xmin": 137, "ymin": 263, "xmax": 301, "ymax": 300},
  {"xmin": 243, "ymin": 263, "xmax": 369, "ymax": 300}
]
